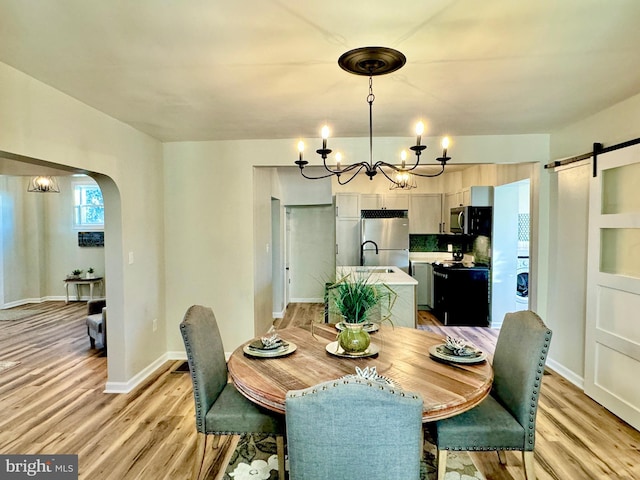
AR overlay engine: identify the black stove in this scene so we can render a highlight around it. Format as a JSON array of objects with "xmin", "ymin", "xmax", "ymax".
[
  {"xmin": 432, "ymin": 261, "xmax": 488, "ymax": 269},
  {"xmin": 432, "ymin": 262, "xmax": 490, "ymax": 326}
]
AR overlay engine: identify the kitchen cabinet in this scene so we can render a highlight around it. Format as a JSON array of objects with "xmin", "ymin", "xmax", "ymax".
[
  {"xmin": 335, "ymin": 193, "xmax": 360, "ymax": 218},
  {"xmin": 411, "ymin": 262, "xmax": 434, "ymax": 307},
  {"xmin": 335, "ymin": 218, "xmax": 360, "ymax": 266},
  {"xmin": 461, "ymin": 186, "xmax": 493, "ymax": 207},
  {"xmin": 409, "ymin": 194, "xmax": 443, "ymax": 233},
  {"xmin": 443, "ymin": 192, "xmax": 459, "ymax": 233},
  {"xmin": 335, "ymin": 194, "xmax": 361, "ymax": 266},
  {"xmin": 360, "ymin": 194, "xmax": 409, "ymax": 210}
]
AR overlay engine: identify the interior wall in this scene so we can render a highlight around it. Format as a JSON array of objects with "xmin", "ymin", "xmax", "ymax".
[
  {"xmin": 164, "ymin": 135, "xmax": 548, "ymax": 354},
  {"xmin": 0, "ymin": 176, "xmax": 43, "ymax": 304},
  {"xmin": 0, "ymin": 61, "xmax": 165, "ymax": 388},
  {"xmin": 44, "ymin": 176, "xmax": 105, "ymax": 300},
  {"xmin": 253, "ymin": 167, "xmax": 278, "ymax": 336},
  {"xmin": 545, "ymin": 92, "xmax": 640, "ymax": 387}
]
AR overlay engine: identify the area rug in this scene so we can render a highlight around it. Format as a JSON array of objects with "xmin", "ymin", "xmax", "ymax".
[
  {"xmin": 0, "ymin": 361, "xmax": 20, "ymax": 373},
  {"xmin": 0, "ymin": 309, "xmax": 44, "ymax": 321},
  {"xmin": 223, "ymin": 433, "xmax": 484, "ymax": 480}
]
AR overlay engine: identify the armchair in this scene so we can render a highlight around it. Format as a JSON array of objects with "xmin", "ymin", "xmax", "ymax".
[{"xmin": 85, "ymin": 298, "xmax": 106, "ymax": 351}]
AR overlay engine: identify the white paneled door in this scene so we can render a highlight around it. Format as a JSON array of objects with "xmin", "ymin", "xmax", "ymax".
[{"xmin": 585, "ymin": 143, "xmax": 640, "ymax": 430}]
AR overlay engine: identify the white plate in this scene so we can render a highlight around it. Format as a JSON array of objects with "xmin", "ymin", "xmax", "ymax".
[
  {"xmin": 243, "ymin": 342, "xmax": 297, "ymax": 358},
  {"xmin": 428, "ymin": 344, "xmax": 487, "ymax": 364},
  {"xmin": 325, "ymin": 341, "xmax": 380, "ymax": 358},
  {"xmin": 335, "ymin": 322, "xmax": 380, "ymax": 333}
]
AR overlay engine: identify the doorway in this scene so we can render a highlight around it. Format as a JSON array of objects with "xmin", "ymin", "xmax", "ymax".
[
  {"xmin": 491, "ymin": 179, "xmax": 530, "ymax": 327},
  {"xmin": 271, "ymin": 198, "xmax": 285, "ymax": 318}
]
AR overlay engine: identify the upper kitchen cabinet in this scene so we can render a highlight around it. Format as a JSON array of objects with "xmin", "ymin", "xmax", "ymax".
[
  {"xmin": 445, "ymin": 186, "xmax": 493, "ymax": 208},
  {"xmin": 360, "ymin": 194, "xmax": 409, "ymax": 210},
  {"xmin": 409, "ymin": 194, "xmax": 444, "ymax": 233},
  {"xmin": 461, "ymin": 186, "xmax": 494, "ymax": 207},
  {"xmin": 443, "ymin": 192, "xmax": 459, "ymax": 233},
  {"xmin": 335, "ymin": 193, "xmax": 359, "ymax": 218}
]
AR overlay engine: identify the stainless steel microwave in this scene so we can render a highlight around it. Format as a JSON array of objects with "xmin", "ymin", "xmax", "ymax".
[{"xmin": 449, "ymin": 206, "xmax": 492, "ymax": 235}]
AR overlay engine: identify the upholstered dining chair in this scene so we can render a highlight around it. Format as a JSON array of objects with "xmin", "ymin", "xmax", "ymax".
[
  {"xmin": 180, "ymin": 305, "xmax": 286, "ymax": 480},
  {"xmin": 427, "ymin": 310, "xmax": 553, "ymax": 480},
  {"xmin": 285, "ymin": 377, "xmax": 424, "ymax": 480}
]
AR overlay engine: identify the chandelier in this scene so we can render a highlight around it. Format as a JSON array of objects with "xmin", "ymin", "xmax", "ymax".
[
  {"xmin": 27, "ymin": 176, "xmax": 60, "ymax": 193},
  {"xmin": 295, "ymin": 46, "xmax": 451, "ymax": 187}
]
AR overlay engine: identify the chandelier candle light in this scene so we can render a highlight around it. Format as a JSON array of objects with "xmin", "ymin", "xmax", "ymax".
[{"xmin": 295, "ymin": 46, "xmax": 452, "ymax": 188}]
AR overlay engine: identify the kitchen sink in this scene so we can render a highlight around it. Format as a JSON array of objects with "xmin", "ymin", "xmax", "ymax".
[{"xmin": 357, "ymin": 267, "xmax": 396, "ymax": 274}]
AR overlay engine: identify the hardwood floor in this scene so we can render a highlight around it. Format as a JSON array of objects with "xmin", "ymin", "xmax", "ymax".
[{"xmin": 0, "ymin": 302, "xmax": 638, "ymax": 479}]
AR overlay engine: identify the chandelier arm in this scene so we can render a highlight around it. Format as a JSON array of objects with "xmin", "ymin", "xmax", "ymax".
[
  {"xmin": 409, "ymin": 163, "xmax": 446, "ymax": 178},
  {"xmin": 338, "ymin": 161, "xmax": 371, "ymax": 175},
  {"xmin": 336, "ymin": 165, "xmax": 368, "ymax": 185},
  {"xmin": 376, "ymin": 166, "xmax": 402, "ymax": 183},
  {"xmin": 373, "ymin": 161, "xmax": 404, "ymax": 172},
  {"xmin": 297, "ymin": 168, "xmax": 341, "ymax": 180}
]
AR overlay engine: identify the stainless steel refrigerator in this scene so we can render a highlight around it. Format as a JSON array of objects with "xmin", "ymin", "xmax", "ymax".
[{"xmin": 360, "ymin": 210, "xmax": 410, "ymax": 272}]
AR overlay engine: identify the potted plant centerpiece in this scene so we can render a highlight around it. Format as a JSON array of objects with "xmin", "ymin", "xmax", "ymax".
[
  {"xmin": 86, "ymin": 267, "xmax": 95, "ymax": 279},
  {"xmin": 326, "ymin": 270, "xmax": 396, "ymax": 354}
]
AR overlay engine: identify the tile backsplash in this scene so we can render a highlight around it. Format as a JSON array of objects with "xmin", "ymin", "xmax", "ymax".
[{"xmin": 410, "ymin": 234, "xmax": 475, "ymax": 253}]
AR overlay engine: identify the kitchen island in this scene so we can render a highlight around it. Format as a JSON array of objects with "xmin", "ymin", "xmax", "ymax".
[{"xmin": 328, "ymin": 266, "xmax": 418, "ymax": 328}]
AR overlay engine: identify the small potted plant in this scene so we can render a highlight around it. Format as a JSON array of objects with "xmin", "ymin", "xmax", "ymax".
[
  {"xmin": 68, "ymin": 269, "xmax": 83, "ymax": 280},
  {"xmin": 86, "ymin": 267, "xmax": 95, "ymax": 279},
  {"xmin": 325, "ymin": 270, "xmax": 396, "ymax": 354}
]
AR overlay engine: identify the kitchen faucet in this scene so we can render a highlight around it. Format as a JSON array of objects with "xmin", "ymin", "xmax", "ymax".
[{"xmin": 360, "ymin": 240, "xmax": 379, "ymax": 266}]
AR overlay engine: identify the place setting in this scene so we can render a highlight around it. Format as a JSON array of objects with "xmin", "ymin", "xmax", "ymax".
[
  {"xmin": 242, "ymin": 333, "xmax": 297, "ymax": 358},
  {"xmin": 429, "ymin": 335, "xmax": 487, "ymax": 364}
]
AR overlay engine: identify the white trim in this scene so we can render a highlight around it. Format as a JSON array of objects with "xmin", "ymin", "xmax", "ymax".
[
  {"xmin": 290, "ymin": 297, "xmax": 324, "ymax": 303},
  {"xmin": 104, "ymin": 351, "xmax": 186, "ymax": 394},
  {"xmin": 272, "ymin": 308, "xmax": 286, "ymax": 319},
  {"xmin": 104, "ymin": 350, "xmax": 232, "ymax": 393},
  {"xmin": 546, "ymin": 359, "xmax": 584, "ymax": 390}
]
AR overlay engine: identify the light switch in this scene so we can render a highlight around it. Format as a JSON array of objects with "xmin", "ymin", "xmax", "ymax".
[{"xmin": 128, "ymin": 251, "xmax": 134, "ymax": 264}]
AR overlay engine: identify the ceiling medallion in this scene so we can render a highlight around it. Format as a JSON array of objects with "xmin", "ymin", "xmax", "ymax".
[{"xmin": 295, "ymin": 46, "xmax": 451, "ymax": 188}]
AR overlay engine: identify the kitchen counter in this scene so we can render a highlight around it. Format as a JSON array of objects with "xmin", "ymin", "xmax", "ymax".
[
  {"xmin": 336, "ymin": 265, "xmax": 418, "ymax": 285},
  {"xmin": 409, "ymin": 252, "xmax": 474, "ymax": 264},
  {"xmin": 332, "ymin": 266, "xmax": 417, "ymax": 328}
]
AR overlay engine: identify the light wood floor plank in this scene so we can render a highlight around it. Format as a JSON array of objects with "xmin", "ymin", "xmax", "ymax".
[{"xmin": 1, "ymin": 302, "xmax": 638, "ymax": 479}]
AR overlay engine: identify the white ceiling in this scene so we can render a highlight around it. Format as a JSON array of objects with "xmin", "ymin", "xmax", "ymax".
[{"xmin": 1, "ymin": 0, "xmax": 640, "ymax": 144}]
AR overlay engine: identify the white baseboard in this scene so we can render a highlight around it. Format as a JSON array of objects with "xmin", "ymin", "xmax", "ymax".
[
  {"xmin": 272, "ymin": 309, "xmax": 285, "ymax": 319},
  {"xmin": 290, "ymin": 297, "xmax": 324, "ymax": 303},
  {"xmin": 546, "ymin": 358, "xmax": 584, "ymax": 390},
  {"xmin": 2, "ymin": 295, "xmax": 100, "ymax": 309},
  {"xmin": 104, "ymin": 351, "xmax": 186, "ymax": 394}
]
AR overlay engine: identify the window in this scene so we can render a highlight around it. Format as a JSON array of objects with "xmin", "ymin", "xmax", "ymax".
[{"xmin": 74, "ymin": 182, "xmax": 104, "ymax": 229}]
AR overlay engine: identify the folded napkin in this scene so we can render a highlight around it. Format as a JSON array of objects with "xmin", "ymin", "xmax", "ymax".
[
  {"xmin": 248, "ymin": 333, "xmax": 288, "ymax": 351},
  {"xmin": 342, "ymin": 366, "xmax": 399, "ymax": 388},
  {"xmin": 442, "ymin": 335, "xmax": 481, "ymax": 357}
]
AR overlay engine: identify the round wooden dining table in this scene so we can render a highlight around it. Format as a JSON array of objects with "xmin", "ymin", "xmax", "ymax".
[{"xmin": 227, "ymin": 323, "xmax": 493, "ymax": 422}]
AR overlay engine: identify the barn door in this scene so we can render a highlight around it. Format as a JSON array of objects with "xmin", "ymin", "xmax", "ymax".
[{"xmin": 585, "ymin": 143, "xmax": 640, "ymax": 430}]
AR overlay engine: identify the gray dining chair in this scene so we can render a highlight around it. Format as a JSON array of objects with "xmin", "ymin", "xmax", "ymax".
[
  {"xmin": 180, "ymin": 305, "xmax": 286, "ymax": 480},
  {"xmin": 427, "ymin": 310, "xmax": 552, "ymax": 480},
  {"xmin": 285, "ymin": 377, "xmax": 424, "ymax": 480}
]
